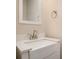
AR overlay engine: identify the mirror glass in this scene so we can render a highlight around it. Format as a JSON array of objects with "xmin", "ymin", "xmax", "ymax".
[{"xmin": 19, "ymin": 0, "xmax": 42, "ymax": 24}]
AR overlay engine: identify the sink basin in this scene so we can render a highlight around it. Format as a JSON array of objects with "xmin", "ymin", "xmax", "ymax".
[{"xmin": 16, "ymin": 39, "xmax": 56, "ymax": 52}]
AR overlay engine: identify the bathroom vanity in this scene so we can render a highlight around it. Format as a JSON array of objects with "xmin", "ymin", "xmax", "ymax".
[{"xmin": 16, "ymin": 38, "xmax": 60, "ymax": 59}]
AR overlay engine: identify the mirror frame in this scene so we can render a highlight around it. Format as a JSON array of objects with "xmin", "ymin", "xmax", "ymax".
[{"xmin": 19, "ymin": 0, "xmax": 42, "ymax": 24}]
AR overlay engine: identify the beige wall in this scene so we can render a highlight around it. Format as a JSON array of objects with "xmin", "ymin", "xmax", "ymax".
[
  {"xmin": 16, "ymin": 0, "xmax": 62, "ymax": 38},
  {"xmin": 44, "ymin": 0, "xmax": 62, "ymax": 38}
]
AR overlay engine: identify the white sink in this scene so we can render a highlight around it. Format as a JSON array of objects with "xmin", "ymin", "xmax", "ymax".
[{"xmin": 16, "ymin": 39, "xmax": 57, "ymax": 53}]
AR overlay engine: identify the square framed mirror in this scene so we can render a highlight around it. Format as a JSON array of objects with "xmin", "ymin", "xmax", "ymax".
[{"xmin": 19, "ymin": 0, "xmax": 42, "ymax": 24}]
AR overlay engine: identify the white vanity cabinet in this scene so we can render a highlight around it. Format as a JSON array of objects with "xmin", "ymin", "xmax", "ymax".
[
  {"xmin": 20, "ymin": 43, "xmax": 60, "ymax": 59},
  {"xmin": 16, "ymin": 38, "xmax": 60, "ymax": 59}
]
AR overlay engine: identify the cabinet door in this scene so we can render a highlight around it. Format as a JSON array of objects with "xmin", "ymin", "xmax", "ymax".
[
  {"xmin": 21, "ymin": 52, "xmax": 29, "ymax": 59},
  {"xmin": 44, "ymin": 43, "xmax": 60, "ymax": 59}
]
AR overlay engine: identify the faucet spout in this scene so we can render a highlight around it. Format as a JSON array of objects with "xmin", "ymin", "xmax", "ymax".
[{"xmin": 32, "ymin": 30, "xmax": 38, "ymax": 39}]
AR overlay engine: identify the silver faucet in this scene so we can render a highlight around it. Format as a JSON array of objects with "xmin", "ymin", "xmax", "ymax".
[{"xmin": 28, "ymin": 30, "xmax": 38, "ymax": 40}]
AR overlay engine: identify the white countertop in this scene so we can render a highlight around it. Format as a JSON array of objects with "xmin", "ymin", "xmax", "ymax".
[{"xmin": 16, "ymin": 39, "xmax": 57, "ymax": 53}]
